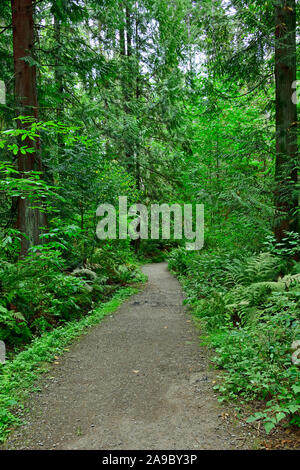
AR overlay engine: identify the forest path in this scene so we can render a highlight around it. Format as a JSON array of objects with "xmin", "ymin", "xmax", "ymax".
[{"xmin": 3, "ymin": 263, "xmax": 251, "ymax": 450}]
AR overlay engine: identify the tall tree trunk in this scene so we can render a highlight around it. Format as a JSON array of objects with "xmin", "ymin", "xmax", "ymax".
[
  {"xmin": 274, "ymin": 0, "xmax": 299, "ymax": 245},
  {"xmin": 11, "ymin": 0, "xmax": 46, "ymax": 256}
]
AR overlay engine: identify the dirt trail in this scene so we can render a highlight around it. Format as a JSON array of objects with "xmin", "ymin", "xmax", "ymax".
[{"xmin": 3, "ymin": 263, "xmax": 252, "ymax": 450}]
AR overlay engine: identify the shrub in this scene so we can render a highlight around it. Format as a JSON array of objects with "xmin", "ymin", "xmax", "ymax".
[{"xmin": 168, "ymin": 242, "xmax": 300, "ymax": 433}]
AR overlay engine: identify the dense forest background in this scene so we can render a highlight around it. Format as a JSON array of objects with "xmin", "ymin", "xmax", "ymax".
[{"xmin": 0, "ymin": 0, "xmax": 299, "ymax": 439}]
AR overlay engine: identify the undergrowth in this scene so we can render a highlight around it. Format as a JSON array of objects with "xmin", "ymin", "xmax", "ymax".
[
  {"xmin": 168, "ymin": 233, "xmax": 300, "ymax": 434},
  {"xmin": 0, "ymin": 286, "xmax": 138, "ymax": 442}
]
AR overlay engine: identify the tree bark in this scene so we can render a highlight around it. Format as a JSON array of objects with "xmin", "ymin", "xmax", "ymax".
[
  {"xmin": 274, "ymin": 0, "xmax": 299, "ymax": 244},
  {"xmin": 11, "ymin": 0, "xmax": 46, "ymax": 256}
]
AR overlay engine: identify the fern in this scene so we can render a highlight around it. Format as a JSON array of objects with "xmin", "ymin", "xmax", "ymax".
[
  {"xmin": 224, "ymin": 258, "xmax": 247, "ymax": 286},
  {"xmin": 281, "ymin": 273, "xmax": 300, "ymax": 288},
  {"xmin": 0, "ymin": 305, "xmax": 25, "ymax": 322},
  {"xmin": 225, "ymin": 252, "xmax": 282, "ymax": 287},
  {"xmin": 245, "ymin": 253, "xmax": 281, "ymax": 284}
]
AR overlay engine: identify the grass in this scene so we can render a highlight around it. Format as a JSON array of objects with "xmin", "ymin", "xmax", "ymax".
[{"xmin": 0, "ymin": 286, "xmax": 138, "ymax": 442}]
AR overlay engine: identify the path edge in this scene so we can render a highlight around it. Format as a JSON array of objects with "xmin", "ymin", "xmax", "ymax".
[{"xmin": 0, "ymin": 284, "xmax": 142, "ymax": 443}]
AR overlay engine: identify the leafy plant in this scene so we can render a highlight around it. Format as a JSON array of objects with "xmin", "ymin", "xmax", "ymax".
[{"xmin": 169, "ymin": 243, "xmax": 300, "ymax": 433}]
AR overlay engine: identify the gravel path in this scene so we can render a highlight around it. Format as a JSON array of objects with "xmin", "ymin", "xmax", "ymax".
[{"xmin": 3, "ymin": 263, "xmax": 252, "ymax": 450}]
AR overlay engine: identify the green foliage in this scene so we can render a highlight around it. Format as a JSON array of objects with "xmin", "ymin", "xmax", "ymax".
[
  {"xmin": 0, "ymin": 118, "xmax": 145, "ymax": 349},
  {"xmin": 0, "ymin": 0, "xmax": 300, "ymax": 445},
  {"xmin": 89, "ymin": 241, "xmax": 146, "ymax": 284},
  {"xmin": 0, "ymin": 228, "xmax": 144, "ymax": 349},
  {"xmin": 224, "ymin": 252, "xmax": 284, "ymax": 287},
  {"xmin": 0, "ymin": 286, "xmax": 138, "ymax": 442},
  {"xmin": 169, "ymin": 243, "xmax": 300, "ymax": 433}
]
